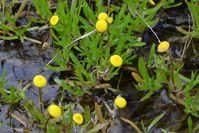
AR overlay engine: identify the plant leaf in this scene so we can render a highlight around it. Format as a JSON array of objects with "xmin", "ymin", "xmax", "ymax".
[
  {"xmin": 87, "ymin": 123, "xmax": 109, "ymax": 133},
  {"xmin": 121, "ymin": 117, "xmax": 142, "ymax": 133},
  {"xmin": 148, "ymin": 112, "xmax": 165, "ymax": 131}
]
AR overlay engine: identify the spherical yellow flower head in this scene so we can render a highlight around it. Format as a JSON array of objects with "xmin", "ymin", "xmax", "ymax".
[
  {"xmin": 48, "ymin": 104, "xmax": 61, "ymax": 118},
  {"xmin": 110, "ymin": 55, "xmax": 123, "ymax": 67},
  {"xmin": 157, "ymin": 41, "xmax": 170, "ymax": 53},
  {"xmin": 114, "ymin": 96, "xmax": 127, "ymax": 108},
  {"xmin": 50, "ymin": 15, "xmax": 59, "ymax": 26},
  {"xmin": 98, "ymin": 12, "xmax": 108, "ymax": 20},
  {"xmin": 73, "ymin": 113, "xmax": 84, "ymax": 125},
  {"xmin": 148, "ymin": 0, "xmax": 155, "ymax": 6},
  {"xmin": 96, "ymin": 20, "xmax": 107, "ymax": 32},
  {"xmin": 106, "ymin": 17, "xmax": 113, "ymax": 24},
  {"xmin": 33, "ymin": 75, "xmax": 47, "ymax": 88}
]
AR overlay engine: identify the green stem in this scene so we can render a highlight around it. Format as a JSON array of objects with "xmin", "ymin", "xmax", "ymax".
[
  {"xmin": 38, "ymin": 88, "xmax": 43, "ymax": 112},
  {"xmin": 44, "ymin": 117, "xmax": 51, "ymax": 131}
]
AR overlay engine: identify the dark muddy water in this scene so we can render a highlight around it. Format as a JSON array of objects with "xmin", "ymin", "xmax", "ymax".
[{"xmin": 0, "ymin": 40, "xmax": 59, "ymax": 132}]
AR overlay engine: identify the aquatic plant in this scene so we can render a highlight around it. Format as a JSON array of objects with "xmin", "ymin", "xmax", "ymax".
[
  {"xmin": 1, "ymin": 0, "xmax": 199, "ymax": 132},
  {"xmin": 33, "ymin": 75, "xmax": 47, "ymax": 112}
]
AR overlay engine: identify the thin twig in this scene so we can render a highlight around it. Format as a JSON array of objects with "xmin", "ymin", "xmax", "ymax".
[
  {"xmin": 27, "ymin": 24, "xmax": 49, "ymax": 31},
  {"xmin": 23, "ymin": 36, "xmax": 42, "ymax": 44},
  {"xmin": 102, "ymin": 100, "xmax": 115, "ymax": 118},
  {"xmin": 181, "ymin": 14, "xmax": 194, "ymax": 60},
  {"xmin": 181, "ymin": 14, "xmax": 191, "ymax": 60},
  {"xmin": 135, "ymin": 12, "xmax": 161, "ymax": 43}
]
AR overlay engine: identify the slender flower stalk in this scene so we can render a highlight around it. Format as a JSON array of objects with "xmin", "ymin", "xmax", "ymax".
[
  {"xmin": 44, "ymin": 117, "xmax": 51, "ymax": 130},
  {"xmin": 38, "ymin": 88, "xmax": 43, "ymax": 112},
  {"xmin": 135, "ymin": 12, "xmax": 161, "ymax": 43},
  {"xmin": 33, "ymin": 75, "xmax": 47, "ymax": 112}
]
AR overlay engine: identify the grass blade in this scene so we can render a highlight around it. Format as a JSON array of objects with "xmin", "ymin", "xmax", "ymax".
[
  {"xmin": 121, "ymin": 117, "xmax": 142, "ymax": 133},
  {"xmin": 148, "ymin": 112, "xmax": 165, "ymax": 131}
]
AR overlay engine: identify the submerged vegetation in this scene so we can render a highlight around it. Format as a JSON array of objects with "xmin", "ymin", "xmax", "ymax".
[{"xmin": 0, "ymin": 0, "xmax": 199, "ymax": 132}]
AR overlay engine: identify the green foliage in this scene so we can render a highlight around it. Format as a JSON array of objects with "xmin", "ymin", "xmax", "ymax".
[
  {"xmin": 185, "ymin": 0, "xmax": 199, "ymax": 38},
  {"xmin": 134, "ymin": 42, "xmax": 199, "ymax": 117},
  {"xmin": 183, "ymin": 73, "xmax": 199, "ymax": 117},
  {"xmin": 162, "ymin": 0, "xmax": 183, "ymax": 8},
  {"xmin": 0, "ymin": 22, "xmax": 31, "ymax": 42},
  {"xmin": 24, "ymin": 100, "xmax": 46, "ymax": 127},
  {"xmin": 2, "ymin": 0, "xmax": 199, "ymax": 132},
  {"xmin": 147, "ymin": 112, "xmax": 165, "ymax": 132},
  {"xmin": 54, "ymin": 78, "xmax": 87, "ymax": 96},
  {"xmin": 86, "ymin": 123, "xmax": 109, "ymax": 133},
  {"xmin": 0, "ymin": 69, "xmax": 6, "ymax": 90},
  {"xmin": 0, "ymin": 70, "xmax": 25, "ymax": 104},
  {"xmin": 141, "ymin": 112, "xmax": 165, "ymax": 133},
  {"xmin": 47, "ymin": 0, "xmax": 142, "ymax": 94},
  {"xmin": 126, "ymin": 0, "xmax": 165, "ymax": 32},
  {"xmin": 135, "ymin": 55, "xmax": 167, "ymax": 101},
  {"xmin": 32, "ymin": 0, "xmax": 52, "ymax": 19},
  {"xmin": 188, "ymin": 115, "xmax": 193, "ymax": 133}
]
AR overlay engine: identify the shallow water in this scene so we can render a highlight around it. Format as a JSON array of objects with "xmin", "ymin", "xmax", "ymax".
[{"xmin": 0, "ymin": 40, "xmax": 59, "ymax": 132}]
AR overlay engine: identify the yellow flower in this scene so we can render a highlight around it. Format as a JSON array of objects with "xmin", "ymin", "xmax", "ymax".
[
  {"xmin": 33, "ymin": 75, "xmax": 47, "ymax": 88},
  {"xmin": 98, "ymin": 12, "xmax": 108, "ymax": 20},
  {"xmin": 157, "ymin": 41, "xmax": 170, "ymax": 53},
  {"xmin": 148, "ymin": 0, "xmax": 155, "ymax": 6},
  {"xmin": 106, "ymin": 17, "xmax": 113, "ymax": 24},
  {"xmin": 110, "ymin": 55, "xmax": 123, "ymax": 67},
  {"xmin": 73, "ymin": 113, "xmax": 84, "ymax": 125},
  {"xmin": 96, "ymin": 20, "xmax": 107, "ymax": 32},
  {"xmin": 48, "ymin": 104, "xmax": 61, "ymax": 118},
  {"xmin": 50, "ymin": 15, "xmax": 59, "ymax": 26},
  {"xmin": 131, "ymin": 72, "xmax": 143, "ymax": 83},
  {"xmin": 114, "ymin": 96, "xmax": 127, "ymax": 108}
]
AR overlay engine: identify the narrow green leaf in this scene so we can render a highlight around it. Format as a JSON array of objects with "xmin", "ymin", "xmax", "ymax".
[
  {"xmin": 140, "ymin": 90, "xmax": 154, "ymax": 102},
  {"xmin": 148, "ymin": 112, "xmax": 165, "ymax": 131},
  {"xmin": 138, "ymin": 57, "xmax": 150, "ymax": 82},
  {"xmin": 148, "ymin": 43, "xmax": 155, "ymax": 67},
  {"xmin": 87, "ymin": 123, "xmax": 109, "ymax": 133},
  {"xmin": 121, "ymin": 117, "xmax": 142, "ymax": 133},
  {"xmin": 188, "ymin": 115, "xmax": 192, "ymax": 133}
]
